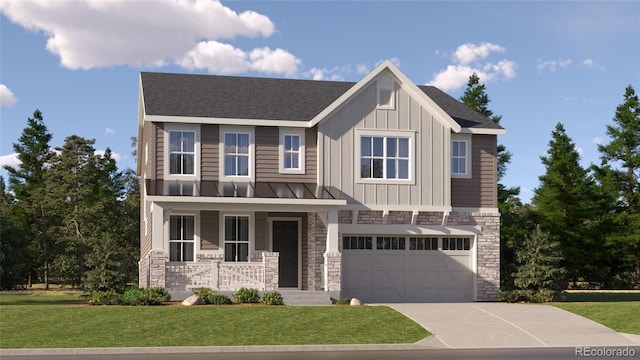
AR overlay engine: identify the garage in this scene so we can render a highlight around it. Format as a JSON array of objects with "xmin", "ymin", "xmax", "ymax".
[{"xmin": 341, "ymin": 235, "xmax": 474, "ymax": 303}]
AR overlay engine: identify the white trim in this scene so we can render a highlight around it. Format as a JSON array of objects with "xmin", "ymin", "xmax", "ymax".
[
  {"xmin": 343, "ymin": 204, "xmax": 452, "ymax": 213},
  {"xmin": 163, "ymin": 124, "xmax": 200, "ymax": 181},
  {"xmin": 268, "ymin": 217, "xmax": 303, "ymax": 289},
  {"xmin": 220, "ymin": 212, "xmax": 255, "ymax": 262},
  {"xmin": 451, "ymin": 133, "xmax": 472, "ymax": 179},
  {"xmin": 460, "ymin": 127, "xmax": 506, "ymax": 135},
  {"xmin": 356, "ymin": 129, "xmax": 416, "ymax": 185},
  {"xmin": 147, "ymin": 196, "xmax": 345, "ymax": 207},
  {"xmin": 279, "ymin": 128, "xmax": 306, "ymax": 174},
  {"xmin": 165, "ymin": 211, "xmax": 200, "ymax": 262},
  {"xmin": 338, "ymin": 224, "xmax": 482, "ymax": 236},
  {"xmin": 145, "ymin": 115, "xmax": 308, "ymax": 128},
  {"xmin": 219, "ymin": 126, "xmax": 255, "ymax": 182}
]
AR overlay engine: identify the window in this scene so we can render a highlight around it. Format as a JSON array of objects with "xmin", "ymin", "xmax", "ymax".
[
  {"xmin": 279, "ymin": 128, "xmax": 305, "ymax": 174},
  {"xmin": 224, "ymin": 215, "xmax": 249, "ymax": 262},
  {"xmin": 342, "ymin": 236, "xmax": 373, "ymax": 250},
  {"xmin": 377, "ymin": 75, "xmax": 395, "ymax": 109},
  {"xmin": 409, "ymin": 237, "xmax": 438, "ymax": 251},
  {"xmin": 361, "ymin": 136, "xmax": 410, "ymax": 180},
  {"xmin": 169, "ymin": 215, "xmax": 194, "ymax": 261},
  {"xmin": 376, "ymin": 236, "xmax": 406, "ymax": 250},
  {"xmin": 224, "ymin": 132, "xmax": 250, "ymax": 177},
  {"xmin": 169, "ymin": 131, "xmax": 195, "ymax": 175},
  {"xmin": 451, "ymin": 135, "xmax": 471, "ymax": 178},
  {"xmin": 442, "ymin": 237, "xmax": 471, "ymax": 251}
]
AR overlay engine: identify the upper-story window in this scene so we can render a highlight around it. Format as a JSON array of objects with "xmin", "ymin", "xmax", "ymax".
[
  {"xmin": 220, "ymin": 126, "xmax": 255, "ymax": 182},
  {"xmin": 279, "ymin": 128, "xmax": 305, "ymax": 174},
  {"xmin": 360, "ymin": 135, "xmax": 410, "ymax": 180},
  {"xmin": 169, "ymin": 131, "xmax": 195, "ymax": 175},
  {"xmin": 165, "ymin": 124, "xmax": 200, "ymax": 180},
  {"xmin": 451, "ymin": 134, "xmax": 471, "ymax": 178}
]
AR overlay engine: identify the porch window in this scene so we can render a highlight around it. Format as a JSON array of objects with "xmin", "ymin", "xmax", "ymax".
[
  {"xmin": 360, "ymin": 136, "xmax": 410, "ymax": 180},
  {"xmin": 224, "ymin": 215, "xmax": 249, "ymax": 262},
  {"xmin": 224, "ymin": 132, "xmax": 250, "ymax": 177},
  {"xmin": 169, "ymin": 131, "xmax": 195, "ymax": 175},
  {"xmin": 169, "ymin": 215, "xmax": 194, "ymax": 261}
]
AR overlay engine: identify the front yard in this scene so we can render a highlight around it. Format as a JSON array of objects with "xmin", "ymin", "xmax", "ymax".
[
  {"xmin": 553, "ymin": 292, "xmax": 640, "ymax": 335},
  {"xmin": 0, "ymin": 293, "xmax": 430, "ymax": 349}
]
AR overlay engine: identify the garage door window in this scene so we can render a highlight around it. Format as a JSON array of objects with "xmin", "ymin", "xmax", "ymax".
[
  {"xmin": 442, "ymin": 237, "xmax": 471, "ymax": 251},
  {"xmin": 376, "ymin": 236, "xmax": 406, "ymax": 250},
  {"xmin": 343, "ymin": 236, "xmax": 373, "ymax": 250},
  {"xmin": 409, "ymin": 237, "xmax": 438, "ymax": 251}
]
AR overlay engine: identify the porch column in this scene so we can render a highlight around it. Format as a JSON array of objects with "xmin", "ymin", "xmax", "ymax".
[{"xmin": 324, "ymin": 209, "xmax": 341, "ymax": 292}]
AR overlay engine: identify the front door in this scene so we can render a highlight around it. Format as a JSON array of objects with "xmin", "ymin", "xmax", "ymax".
[{"xmin": 272, "ymin": 220, "xmax": 299, "ymax": 288}]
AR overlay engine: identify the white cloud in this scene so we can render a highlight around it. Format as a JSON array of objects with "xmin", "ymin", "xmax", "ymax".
[
  {"xmin": 306, "ymin": 65, "xmax": 354, "ymax": 81},
  {"xmin": 536, "ymin": 58, "xmax": 572, "ymax": 72},
  {"xmin": 592, "ymin": 137, "xmax": 603, "ymax": 145},
  {"xmin": 356, "ymin": 64, "xmax": 369, "ymax": 75},
  {"xmin": 0, "ymin": 0, "xmax": 300, "ymax": 75},
  {"xmin": 427, "ymin": 42, "xmax": 516, "ymax": 91},
  {"xmin": 105, "ymin": 128, "xmax": 116, "ymax": 135},
  {"xmin": 0, "ymin": 153, "xmax": 20, "ymax": 169},
  {"xmin": 95, "ymin": 150, "xmax": 121, "ymax": 162},
  {"xmin": 0, "ymin": 84, "xmax": 17, "ymax": 107},
  {"xmin": 582, "ymin": 58, "xmax": 595, "ymax": 68},
  {"xmin": 575, "ymin": 146, "xmax": 583, "ymax": 155}
]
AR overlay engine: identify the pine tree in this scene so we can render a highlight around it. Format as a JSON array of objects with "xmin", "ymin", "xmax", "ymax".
[
  {"xmin": 533, "ymin": 123, "xmax": 600, "ymax": 286},
  {"xmin": 4, "ymin": 110, "xmax": 57, "ymax": 289},
  {"xmin": 0, "ymin": 177, "xmax": 27, "ymax": 289},
  {"xmin": 594, "ymin": 85, "xmax": 640, "ymax": 287}
]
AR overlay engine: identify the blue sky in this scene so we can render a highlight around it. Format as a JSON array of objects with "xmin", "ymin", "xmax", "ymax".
[{"xmin": 1, "ymin": 1, "xmax": 638, "ymax": 203}]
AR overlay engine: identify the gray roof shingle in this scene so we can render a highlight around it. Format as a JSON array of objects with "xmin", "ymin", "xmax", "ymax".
[{"xmin": 141, "ymin": 72, "xmax": 503, "ymax": 130}]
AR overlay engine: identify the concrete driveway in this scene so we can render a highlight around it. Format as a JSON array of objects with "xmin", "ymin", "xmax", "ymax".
[{"xmin": 386, "ymin": 303, "xmax": 640, "ymax": 349}]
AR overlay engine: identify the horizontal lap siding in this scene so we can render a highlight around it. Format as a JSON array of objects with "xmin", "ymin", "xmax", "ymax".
[
  {"xmin": 156, "ymin": 123, "xmax": 164, "ymax": 179},
  {"xmin": 255, "ymin": 126, "xmax": 316, "ymax": 183},
  {"xmin": 201, "ymin": 125, "xmax": 219, "ymax": 181},
  {"xmin": 201, "ymin": 211, "xmax": 219, "ymax": 250},
  {"xmin": 451, "ymin": 135, "xmax": 497, "ymax": 208}
]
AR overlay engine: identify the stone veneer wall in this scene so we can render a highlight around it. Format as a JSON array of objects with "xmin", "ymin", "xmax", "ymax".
[
  {"xmin": 148, "ymin": 250, "xmax": 168, "ymax": 288},
  {"xmin": 262, "ymin": 252, "xmax": 279, "ymax": 291},
  {"xmin": 306, "ymin": 213, "xmax": 327, "ymax": 290},
  {"xmin": 447, "ymin": 212, "xmax": 500, "ymax": 301}
]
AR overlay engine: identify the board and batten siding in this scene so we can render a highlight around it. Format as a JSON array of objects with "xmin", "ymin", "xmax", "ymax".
[
  {"xmin": 255, "ymin": 126, "xmax": 317, "ymax": 183},
  {"xmin": 319, "ymin": 78, "xmax": 451, "ymax": 208},
  {"xmin": 201, "ymin": 125, "xmax": 219, "ymax": 181},
  {"xmin": 451, "ymin": 135, "xmax": 498, "ymax": 208}
]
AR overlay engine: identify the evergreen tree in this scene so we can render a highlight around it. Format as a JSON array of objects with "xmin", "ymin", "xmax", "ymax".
[
  {"xmin": 513, "ymin": 226, "xmax": 565, "ymax": 297},
  {"xmin": 0, "ymin": 177, "xmax": 26, "ymax": 289},
  {"xmin": 532, "ymin": 123, "xmax": 600, "ymax": 286},
  {"xmin": 4, "ymin": 110, "xmax": 57, "ymax": 288},
  {"xmin": 594, "ymin": 85, "xmax": 640, "ymax": 287}
]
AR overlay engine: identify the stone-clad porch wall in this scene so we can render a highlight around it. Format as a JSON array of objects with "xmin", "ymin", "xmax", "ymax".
[
  {"xmin": 305, "ymin": 212, "xmax": 340, "ymax": 291},
  {"xmin": 447, "ymin": 212, "xmax": 500, "ymax": 301},
  {"xmin": 148, "ymin": 250, "xmax": 168, "ymax": 288}
]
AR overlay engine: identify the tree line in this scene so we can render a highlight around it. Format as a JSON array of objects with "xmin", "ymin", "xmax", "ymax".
[
  {"xmin": 1, "ymin": 110, "xmax": 140, "ymax": 291},
  {"xmin": 461, "ymin": 77, "xmax": 639, "ymax": 297}
]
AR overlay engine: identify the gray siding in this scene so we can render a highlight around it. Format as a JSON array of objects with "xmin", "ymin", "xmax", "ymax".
[
  {"xmin": 319, "ymin": 74, "xmax": 451, "ymax": 208},
  {"xmin": 451, "ymin": 135, "xmax": 497, "ymax": 208},
  {"xmin": 201, "ymin": 210, "xmax": 219, "ymax": 250},
  {"xmin": 255, "ymin": 212, "xmax": 267, "ymax": 251},
  {"xmin": 255, "ymin": 126, "xmax": 316, "ymax": 183},
  {"xmin": 156, "ymin": 123, "xmax": 164, "ymax": 180},
  {"xmin": 141, "ymin": 121, "xmax": 157, "ymax": 179},
  {"xmin": 201, "ymin": 125, "xmax": 219, "ymax": 181}
]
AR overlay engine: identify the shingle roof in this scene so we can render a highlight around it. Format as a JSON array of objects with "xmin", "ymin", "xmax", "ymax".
[{"xmin": 140, "ymin": 72, "xmax": 502, "ymax": 130}]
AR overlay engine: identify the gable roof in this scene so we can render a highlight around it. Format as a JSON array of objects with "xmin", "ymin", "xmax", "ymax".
[{"xmin": 140, "ymin": 62, "xmax": 504, "ymax": 133}]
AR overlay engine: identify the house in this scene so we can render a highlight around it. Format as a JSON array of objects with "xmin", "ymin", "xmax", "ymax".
[{"xmin": 136, "ymin": 60, "xmax": 503, "ymax": 303}]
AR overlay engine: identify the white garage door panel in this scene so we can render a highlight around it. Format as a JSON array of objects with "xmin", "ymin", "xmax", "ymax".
[{"xmin": 342, "ymin": 240, "xmax": 473, "ymax": 303}]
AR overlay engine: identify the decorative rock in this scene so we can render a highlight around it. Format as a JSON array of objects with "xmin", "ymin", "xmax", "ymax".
[
  {"xmin": 349, "ymin": 298, "xmax": 362, "ymax": 306},
  {"xmin": 182, "ymin": 295, "xmax": 205, "ymax": 306}
]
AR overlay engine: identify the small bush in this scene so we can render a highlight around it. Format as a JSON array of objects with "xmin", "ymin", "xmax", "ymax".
[
  {"xmin": 122, "ymin": 287, "xmax": 171, "ymax": 305},
  {"xmin": 89, "ymin": 290, "xmax": 122, "ymax": 305},
  {"xmin": 260, "ymin": 291, "xmax": 284, "ymax": 305},
  {"xmin": 233, "ymin": 287, "xmax": 260, "ymax": 303},
  {"xmin": 122, "ymin": 288, "xmax": 145, "ymax": 305},
  {"xmin": 209, "ymin": 294, "xmax": 232, "ymax": 305},
  {"xmin": 499, "ymin": 289, "xmax": 558, "ymax": 303},
  {"xmin": 336, "ymin": 298, "xmax": 351, "ymax": 305}
]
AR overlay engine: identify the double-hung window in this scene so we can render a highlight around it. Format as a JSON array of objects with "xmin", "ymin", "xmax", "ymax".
[
  {"xmin": 169, "ymin": 131, "xmax": 195, "ymax": 175},
  {"xmin": 169, "ymin": 215, "xmax": 194, "ymax": 261},
  {"xmin": 224, "ymin": 132, "xmax": 250, "ymax": 177},
  {"xmin": 451, "ymin": 135, "xmax": 471, "ymax": 178},
  {"xmin": 224, "ymin": 215, "xmax": 249, "ymax": 262},
  {"xmin": 360, "ymin": 135, "xmax": 410, "ymax": 180},
  {"xmin": 279, "ymin": 128, "xmax": 305, "ymax": 174}
]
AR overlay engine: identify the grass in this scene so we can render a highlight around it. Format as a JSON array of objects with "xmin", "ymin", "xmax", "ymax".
[
  {"xmin": 553, "ymin": 302, "xmax": 640, "ymax": 335},
  {"xmin": 560, "ymin": 292, "xmax": 640, "ymax": 302},
  {"xmin": 0, "ymin": 293, "xmax": 430, "ymax": 349}
]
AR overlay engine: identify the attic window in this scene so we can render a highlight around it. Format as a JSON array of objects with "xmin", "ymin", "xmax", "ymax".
[{"xmin": 377, "ymin": 75, "xmax": 395, "ymax": 109}]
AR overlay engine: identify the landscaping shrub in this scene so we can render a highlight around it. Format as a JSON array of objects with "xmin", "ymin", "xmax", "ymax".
[
  {"xmin": 336, "ymin": 298, "xmax": 351, "ymax": 305},
  {"xmin": 89, "ymin": 290, "xmax": 122, "ymax": 305},
  {"xmin": 122, "ymin": 288, "xmax": 145, "ymax": 305},
  {"xmin": 233, "ymin": 287, "xmax": 260, "ymax": 303},
  {"xmin": 193, "ymin": 288, "xmax": 231, "ymax": 305},
  {"xmin": 260, "ymin": 291, "xmax": 284, "ymax": 305}
]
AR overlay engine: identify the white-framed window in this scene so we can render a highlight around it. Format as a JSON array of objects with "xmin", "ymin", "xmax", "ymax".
[
  {"xmin": 358, "ymin": 131, "xmax": 413, "ymax": 183},
  {"xmin": 452, "ymin": 134, "xmax": 472, "ymax": 178},
  {"xmin": 220, "ymin": 126, "xmax": 254, "ymax": 182},
  {"xmin": 442, "ymin": 237, "xmax": 471, "ymax": 251},
  {"xmin": 279, "ymin": 128, "xmax": 305, "ymax": 174},
  {"xmin": 377, "ymin": 74, "xmax": 395, "ymax": 109},
  {"xmin": 223, "ymin": 215, "xmax": 251, "ymax": 262},
  {"xmin": 165, "ymin": 124, "xmax": 200, "ymax": 180},
  {"xmin": 169, "ymin": 215, "xmax": 195, "ymax": 261}
]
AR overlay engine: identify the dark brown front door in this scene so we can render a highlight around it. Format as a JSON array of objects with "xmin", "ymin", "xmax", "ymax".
[{"xmin": 272, "ymin": 220, "xmax": 299, "ymax": 288}]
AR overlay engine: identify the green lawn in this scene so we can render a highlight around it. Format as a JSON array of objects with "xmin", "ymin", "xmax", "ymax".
[
  {"xmin": 0, "ymin": 294, "xmax": 430, "ymax": 349},
  {"xmin": 553, "ymin": 302, "xmax": 640, "ymax": 335}
]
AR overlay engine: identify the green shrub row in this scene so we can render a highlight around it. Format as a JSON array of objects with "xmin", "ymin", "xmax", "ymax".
[
  {"xmin": 498, "ymin": 289, "xmax": 561, "ymax": 303},
  {"xmin": 90, "ymin": 287, "xmax": 171, "ymax": 305},
  {"xmin": 193, "ymin": 287, "xmax": 284, "ymax": 305},
  {"xmin": 193, "ymin": 288, "xmax": 231, "ymax": 305}
]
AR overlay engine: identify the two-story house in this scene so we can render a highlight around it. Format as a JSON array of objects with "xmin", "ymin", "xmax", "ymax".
[{"xmin": 137, "ymin": 60, "xmax": 503, "ymax": 303}]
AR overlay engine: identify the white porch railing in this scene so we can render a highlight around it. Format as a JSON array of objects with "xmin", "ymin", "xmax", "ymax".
[{"xmin": 214, "ymin": 262, "xmax": 265, "ymax": 291}]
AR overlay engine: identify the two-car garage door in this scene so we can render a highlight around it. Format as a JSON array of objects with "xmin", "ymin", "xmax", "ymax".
[{"xmin": 341, "ymin": 236, "xmax": 474, "ymax": 303}]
